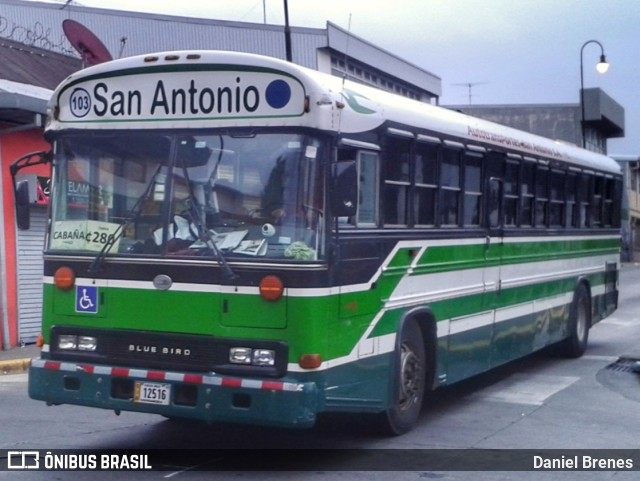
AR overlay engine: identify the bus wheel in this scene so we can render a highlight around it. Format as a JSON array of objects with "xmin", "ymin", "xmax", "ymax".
[
  {"xmin": 560, "ymin": 283, "xmax": 591, "ymax": 358},
  {"xmin": 376, "ymin": 320, "xmax": 426, "ymax": 435}
]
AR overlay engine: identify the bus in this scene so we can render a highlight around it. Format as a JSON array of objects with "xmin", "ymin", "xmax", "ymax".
[{"xmin": 16, "ymin": 50, "xmax": 621, "ymax": 435}]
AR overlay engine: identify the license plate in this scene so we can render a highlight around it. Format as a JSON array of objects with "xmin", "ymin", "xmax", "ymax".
[{"xmin": 134, "ymin": 382, "xmax": 171, "ymax": 405}]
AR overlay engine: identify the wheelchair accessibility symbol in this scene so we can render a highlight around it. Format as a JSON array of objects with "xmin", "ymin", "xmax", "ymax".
[{"xmin": 76, "ymin": 286, "xmax": 98, "ymax": 314}]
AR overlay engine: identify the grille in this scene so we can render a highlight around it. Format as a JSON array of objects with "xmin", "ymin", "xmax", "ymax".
[
  {"xmin": 106, "ymin": 331, "xmax": 219, "ymax": 372},
  {"xmin": 50, "ymin": 327, "xmax": 288, "ymax": 377}
]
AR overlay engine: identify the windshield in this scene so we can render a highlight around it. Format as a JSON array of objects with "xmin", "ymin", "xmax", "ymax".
[{"xmin": 48, "ymin": 131, "xmax": 326, "ymax": 262}]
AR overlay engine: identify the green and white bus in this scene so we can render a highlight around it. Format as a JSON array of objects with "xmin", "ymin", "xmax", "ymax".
[{"xmin": 19, "ymin": 50, "xmax": 621, "ymax": 435}]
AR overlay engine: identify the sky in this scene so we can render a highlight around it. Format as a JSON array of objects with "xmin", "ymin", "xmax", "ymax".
[{"xmin": 33, "ymin": 0, "xmax": 640, "ymax": 155}]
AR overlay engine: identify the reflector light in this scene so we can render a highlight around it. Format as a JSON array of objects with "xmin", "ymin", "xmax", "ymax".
[
  {"xmin": 54, "ymin": 267, "xmax": 75, "ymax": 291},
  {"xmin": 259, "ymin": 275, "xmax": 284, "ymax": 302}
]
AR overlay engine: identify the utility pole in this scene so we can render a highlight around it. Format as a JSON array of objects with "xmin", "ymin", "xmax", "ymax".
[{"xmin": 283, "ymin": 0, "xmax": 292, "ymax": 62}]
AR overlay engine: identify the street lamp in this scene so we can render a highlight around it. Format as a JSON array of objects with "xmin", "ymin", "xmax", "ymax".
[{"xmin": 580, "ymin": 40, "xmax": 610, "ymax": 148}]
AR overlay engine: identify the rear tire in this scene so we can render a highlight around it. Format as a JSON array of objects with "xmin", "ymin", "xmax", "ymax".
[
  {"xmin": 375, "ymin": 320, "xmax": 426, "ymax": 435},
  {"xmin": 560, "ymin": 283, "xmax": 591, "ymax": 358}
]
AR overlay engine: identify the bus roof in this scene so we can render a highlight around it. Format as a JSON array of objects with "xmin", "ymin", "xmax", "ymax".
[{"xmin": 47, "ymin": 50, "xmax": 621, "ymax": 176}]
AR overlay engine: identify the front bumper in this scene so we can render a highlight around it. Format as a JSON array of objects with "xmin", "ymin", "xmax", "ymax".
[{"xmin": 29, "ymin": 359, "xmax": 319, "ymax": 429}]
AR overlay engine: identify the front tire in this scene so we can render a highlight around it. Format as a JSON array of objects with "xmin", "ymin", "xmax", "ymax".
[{"xmin": 376, "ymin": 320, "xmax": 426, "ymax": 435}]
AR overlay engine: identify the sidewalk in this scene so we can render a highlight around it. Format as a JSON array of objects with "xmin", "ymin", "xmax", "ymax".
[{"xmin": 0, "ymin": 344, "xmax": 40, "ymax": 375}]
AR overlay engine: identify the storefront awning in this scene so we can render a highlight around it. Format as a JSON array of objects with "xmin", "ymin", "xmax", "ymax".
[{"xmin": 0, "ymin": 79, "xmax": 52, "ymax": 125}]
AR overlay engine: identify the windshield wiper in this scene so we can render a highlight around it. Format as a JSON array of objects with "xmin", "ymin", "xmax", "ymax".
[
  {"xmin": 88, "ymin": 165, "xmax": 162, "ymax": 275},
  {"xmin": 180, "ymin": 154, "xmax": 238, "ymax": 283}
]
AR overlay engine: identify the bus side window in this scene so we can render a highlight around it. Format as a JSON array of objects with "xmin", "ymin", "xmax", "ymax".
[
  {"xmin": 609, "ymin": 178, "xmax": 622, "ymax": 228},
  {"xmin": 577, "ymin": 173, "xmax": 591, "ymax": 228},
  {"xmin": 383, "ymin": 136, "xmax": 411, "ymax": 226},
  {"xmin": 592, "ymin": 175, "xmax": 605, "ymax": 227},
  {"xmin": 440, "ymin": 148, "xmax": 461, "ymax": 226},
  {"xmin": 484, "ymin": 151, "xmax": 505, "ymax": 229},
  {"xmin": 504, "ymin": 159, "xmax": 519, "ymax": 227},
  {"xmin": 335, "ymin": 149, "xmax": 379, "ymax": 227},
  {"xmin": 463, "ymin": 151, "xmax": 483, "ymax": 227},
  {"xmin": 336, "ymin": 148, "xmax": 357, "ymax": 225},
  {"xmin": 521, "ymin": 161, "xmax": 535, "ymax": 227},
  {"xmin": 566, "ymin": 172, "xmax": 578, "ymax": 228},
  {"xmin": 535, "ymin": 166, "xmax": 549, "ymax": 227},
  {"xmin": 356, "ymin": 151, "xmax": 379, "ymax": 226},
  {"xmin": 549, "ymin": 169, "xmax": 566, "ymax": 227},
  {"xmin": 414, "ymin": 142, "xmax": 438, "ymax": 227}
]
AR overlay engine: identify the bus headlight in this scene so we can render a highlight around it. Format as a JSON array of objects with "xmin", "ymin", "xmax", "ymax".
[
  {"xmin": 78, "ymin": 336, "xmax": 98, "ymax": 351},
  {"xmin": 57, "ymin": 334, "xmax": 98, "ymax": 352},
  {"xmin": 229, "ymin": 347, "xmax": 252, "ymax": 364},
  {"xmin": 252, "ymin": 349, "xmax": 276, "ymax": 366},
  {"xmin": 58, "ymin": 334, "xmax": 78, "ymax": 350},
  {"xmin": 229, "ymin": 347, "xmax": 276, "ymax": 367}
]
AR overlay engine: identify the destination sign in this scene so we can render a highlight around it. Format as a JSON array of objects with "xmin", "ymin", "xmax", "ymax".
[{"xmin": 57, "ymin": 70, "xmax": 306, "ymax": 124}]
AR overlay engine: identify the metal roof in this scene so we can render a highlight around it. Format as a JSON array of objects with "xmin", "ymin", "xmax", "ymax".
[
  {"xmin": 0, "ymin": 37, "xmax": 81, "ymax": 89},
  {"xmin": 0, "ymin": 37, "xmax": 80, "ymax": 125}
]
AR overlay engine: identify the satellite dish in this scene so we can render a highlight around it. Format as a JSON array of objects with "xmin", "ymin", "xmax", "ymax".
[{"xmin": 62, "ymin": 19, "xmax": 113, "ymax": 66}]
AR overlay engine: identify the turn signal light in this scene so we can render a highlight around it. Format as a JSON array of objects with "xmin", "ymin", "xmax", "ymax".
[
  {"xmin": 298, "ymin": 354, "xmax": 322, "ymax": 369},
  {"xmin": 54, "ymin": 266, "xmax": 75, "ymax": 291},
  {"xmin": 259, "ymin": 275, "xmax": 284, "ymax": 302}
]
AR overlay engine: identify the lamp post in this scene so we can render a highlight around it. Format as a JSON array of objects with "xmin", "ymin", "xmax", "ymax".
[{"xmin": 580, "ymin": 40, "xmax": 610, "ymax": 149}]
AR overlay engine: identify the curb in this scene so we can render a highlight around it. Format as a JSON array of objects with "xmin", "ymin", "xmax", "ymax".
[{"xmin": 0, "ymin": 358, "xmax": 31, "ymax": 375}]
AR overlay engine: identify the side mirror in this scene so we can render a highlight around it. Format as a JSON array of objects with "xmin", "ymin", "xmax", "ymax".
[
  {"xmin": 15, "ymin": 180, "xmax": 31, "ymax": 230},
  {"xmin": 332, "ymin": 161, "xmax": 357, "ymax": 217},
  {"xmin": 11, "ymin": 150, "xmax": 53, "ymax": 230}
]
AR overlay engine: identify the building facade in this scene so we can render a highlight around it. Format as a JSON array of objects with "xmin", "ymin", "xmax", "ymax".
[
  {"xmin": 0, "ymin": 37, "xmax": 80, "ymax": 349},
  {"xmin": 447, "ymin": 88, "xmax": 625, "ymax": 156},
  {"xmin": 612, "ymin": 156, "xmax": 640, "ymax": 262}
]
